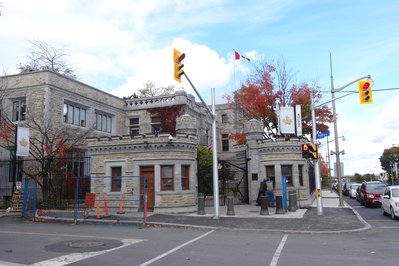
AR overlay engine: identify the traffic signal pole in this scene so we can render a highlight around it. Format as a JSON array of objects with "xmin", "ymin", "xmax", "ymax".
[
  {"xmin": 328, "ymin": 52, "xmax": 371, "ymax": 207},
  {"xmin": 173, "ymin": 48, "xmax": 220, "ymax": 218},
  {"xmin": 182, "ymin": 72, "xmax": 220, "ymax": 219},
  {"xmin": 311, "ymin": 92, "xmax": 323, "ymax": 215}
]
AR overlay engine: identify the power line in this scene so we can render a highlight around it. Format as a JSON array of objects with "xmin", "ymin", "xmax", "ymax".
[{"xmin": 321, "ymin": 87, "xmax": 399, "ymax": 93}]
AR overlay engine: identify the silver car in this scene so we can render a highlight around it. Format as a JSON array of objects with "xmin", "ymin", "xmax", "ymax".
[{"xmin": 349, "ymin": 183, "xmax": 360, "ymax": 199}]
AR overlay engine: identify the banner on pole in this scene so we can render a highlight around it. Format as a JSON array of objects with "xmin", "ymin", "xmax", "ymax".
[
  {"xmin": 280, "ymin": 107, "xmax": 295, "ymax": 134},
  {"xmin": 295, "ymin": 105, "xmax": 302, "ymax": 136},
  {"xmin": 16, "ymin": 127, "xmax": 30, "ymax": 157}
]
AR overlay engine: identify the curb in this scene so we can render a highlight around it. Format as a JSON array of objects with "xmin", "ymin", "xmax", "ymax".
[{"xmin": 142, "ymin": 220, "xmax": 371, "ymax": 234}]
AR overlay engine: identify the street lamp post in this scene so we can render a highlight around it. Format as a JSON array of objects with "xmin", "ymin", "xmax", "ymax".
[{"xmin": 326, "ymin": 136, "xmax": 345, "ymax": 184}]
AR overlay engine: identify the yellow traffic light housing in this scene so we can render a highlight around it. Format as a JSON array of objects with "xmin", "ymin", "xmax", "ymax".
[
  {"xmin": 309, "ymin": 144, "xmax": 318, "ymax": 159},
  {"xmin": 301, "ymin": 143, "xmax": 318, "ymax": 159},
  {"xmin": 358, "ymin": 79, "xmax": 373, "ymax": 104},
  {"xmin": 173, "ymin": 48, "xmax": 185, "ymax": 83}
]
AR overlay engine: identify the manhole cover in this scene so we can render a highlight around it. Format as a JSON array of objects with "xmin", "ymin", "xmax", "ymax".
[
  {"xmin": 67, "ymin": 241, "xmax": 105, "ymax": 248},
  {"xmin": 45, "ymin": 239, "xmax": 123, "ymax": 253}
]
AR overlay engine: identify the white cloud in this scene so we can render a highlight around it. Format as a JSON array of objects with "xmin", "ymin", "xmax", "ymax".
[
  {"xmin": 323, "ymin": 95, "xmax": 399, "ymax": 175},
  {"xmin": 109, "ymin": 38, "xmax": 233, "ymax": 99}
]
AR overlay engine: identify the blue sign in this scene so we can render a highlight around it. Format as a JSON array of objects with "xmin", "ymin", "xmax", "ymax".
[{"xmin": 316, "ymin": 132, "xmax": 330, "ymax": 139}]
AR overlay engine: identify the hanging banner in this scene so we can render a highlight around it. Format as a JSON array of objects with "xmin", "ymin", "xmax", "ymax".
[
  {"xmin": 280, "ymin": 107, "xmax": 295, "ymax": 134},
  {"xmin": 295, "ymin": 105, "xmax": 302, "ymax": 137},
  {"xmin": 16, "ymin": 127, "xmax": 30, "ymax": 157}
]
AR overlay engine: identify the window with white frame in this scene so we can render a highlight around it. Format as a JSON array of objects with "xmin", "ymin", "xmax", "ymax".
[
  {"xmin": 63, "ymin": 102, "xmax": 86, "ymax": 127},
  {"xmin": 95, "ymin": 112, "xmax": 112, "ymax": 133},
  {"xmin": 12, "ymin": 98, "xmax": 26, "ymax": 122}
]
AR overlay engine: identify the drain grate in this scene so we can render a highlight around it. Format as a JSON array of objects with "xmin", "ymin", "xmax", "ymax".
[{"xmin": 67, "ymin": 241, "xmax": 106, "ymax": 248}]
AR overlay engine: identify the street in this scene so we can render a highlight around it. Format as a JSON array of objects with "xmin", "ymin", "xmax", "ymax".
[{"xmin": 1, "ymin": 197, "xmax": 399, "ymax": 266}]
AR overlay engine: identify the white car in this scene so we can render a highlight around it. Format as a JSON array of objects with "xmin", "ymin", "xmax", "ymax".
[
  {"xmin": 349, "ymin": 183, "xmax": 360, "ymax": 199},
  {"xmin": 382, "ymin": 185, "xmax": 399, "ymax": 220}
]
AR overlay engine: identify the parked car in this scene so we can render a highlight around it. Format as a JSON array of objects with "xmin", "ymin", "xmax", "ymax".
[
  {"xmin": 349, "ymin": 183, "xmax": 361, "ymax": 199},
  {"xmin": 343, "ymin": 182, "xmax": 354, "ymax": 196},
  {"xmin": 359, "ymin": 181, "xmax": 386, "ymax": 207},
  {"xmin": 382, "ymin": 185, "xmax": 399, "ymax": 220}
]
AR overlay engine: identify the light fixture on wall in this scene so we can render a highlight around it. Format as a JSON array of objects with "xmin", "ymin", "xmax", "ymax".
[{"xmin": 168, "ymin": 134, "xmax": 173, "ymax": 144}]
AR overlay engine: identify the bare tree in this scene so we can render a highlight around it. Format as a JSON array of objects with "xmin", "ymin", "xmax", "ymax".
[
  {"xmin": 18, "ymin": 40, "xmax": 76, "ymax": 79},
  {"xmin": 275, "ymin": 57, "xmax": 297, "ymax": 107},
  {"xmin": 137, "ymin": 81, "xmax": 175, "ymax": 97},
  {"xmin": 22, "ymin": 112, "xmax": 93, "ymax": 201}
]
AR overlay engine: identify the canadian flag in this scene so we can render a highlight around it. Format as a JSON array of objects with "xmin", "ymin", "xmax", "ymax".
[{"xmin": 234, "ymin": 50, "xmax": 250, "ymax": 61}]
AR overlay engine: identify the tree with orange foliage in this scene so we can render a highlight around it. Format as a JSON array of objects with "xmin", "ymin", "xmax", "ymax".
[{"xmin": 225, "ymin": 58, "xmax": 333, "ymax": 143}]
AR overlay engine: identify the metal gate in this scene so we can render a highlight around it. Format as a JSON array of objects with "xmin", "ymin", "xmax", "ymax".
[{"xmin": 219, "ymin": 156, "xmax": 249, "ymax": 205}]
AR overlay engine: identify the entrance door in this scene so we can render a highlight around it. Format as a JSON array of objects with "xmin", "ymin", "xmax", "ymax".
[{"xmin": 140, "ymin": 166, "xmax": 155, "ymax": 211}]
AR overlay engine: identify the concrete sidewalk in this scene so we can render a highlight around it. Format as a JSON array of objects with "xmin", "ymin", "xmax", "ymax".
[
  {"xmin": 1, "ymin": 190, "xmax": 370, "ymax": 233},
  {"xmin": 145, "ymin": 190, "xmax": 370, "ymax": 233}
]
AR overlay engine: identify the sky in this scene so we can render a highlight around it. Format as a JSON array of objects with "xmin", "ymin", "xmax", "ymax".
[{"xmin": 1, "ymin": 0, "xmax": 399, "ymax": 176}]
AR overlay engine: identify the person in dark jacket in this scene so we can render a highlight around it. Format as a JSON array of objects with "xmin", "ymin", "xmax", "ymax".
[{"xmin": 256, "ymin": 179, "xmax": 267, "ymax": 205}]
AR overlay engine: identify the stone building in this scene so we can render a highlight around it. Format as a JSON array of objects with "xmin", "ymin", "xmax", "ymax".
[{"xmin": 0, "ymin": 70, "xmax": 314, "ymax": 211}]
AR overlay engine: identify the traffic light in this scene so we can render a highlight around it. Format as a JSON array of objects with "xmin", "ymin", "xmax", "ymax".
[
  {"xmin": 301, "ymin": 143, "xmax": 311, "ymax": 159},
  {"xmin": 173, "ymin": 48, "xmax": 185, "ymax": 83},
  {"xmin": 357, "ymin": 79, "xmax": 373, "ymax": 104},
  {"xmin": 301, "ymin": 143, "xmax": 318, "ymax": 159}
]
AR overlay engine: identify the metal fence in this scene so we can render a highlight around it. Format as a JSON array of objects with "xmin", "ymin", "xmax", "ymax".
[{"xmin": 19, "ymin": 175, "xmax": 148, "ymax": 225}]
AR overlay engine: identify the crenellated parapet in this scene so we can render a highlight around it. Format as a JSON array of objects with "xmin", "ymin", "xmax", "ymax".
[
  {"xmin": 256, "ymin": 138, "xmax": 304, "ymax": 158},
  {"xmin": 87, "ymin": 133, "xmax": 198, "ymax": 155},
  {"xmin": 125, "ymin": 90, "xmax": 200, "ymax": 111}
]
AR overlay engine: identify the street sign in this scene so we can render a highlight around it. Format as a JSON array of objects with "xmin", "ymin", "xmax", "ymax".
[{"xmin": 316, "ymin": 131, "xmax": 330, "ymax": 139}]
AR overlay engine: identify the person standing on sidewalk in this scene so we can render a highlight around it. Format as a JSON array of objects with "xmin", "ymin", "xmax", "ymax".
[{"xmin": 266, "ymin": 178, "xmax": 275, "ymax": 207}]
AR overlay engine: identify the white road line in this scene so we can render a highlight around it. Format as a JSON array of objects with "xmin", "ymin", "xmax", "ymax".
[
  {"xmin": 269, "ymin": 234, "xmax": 288, "ymax": 266},
  {"xmin": 0, "ymin": 261, "xmax": 27, "ymax": 266},
  {"xmin": 138, "ymin": 230, "xmax": 215, "ymax": 266},
  {"xmin": 0, "ymin": 231, "xmax": 126, "ymax": 241},
  {"xmin": 30, "ymin": 239, "xmax": 142, "ymax": 266}
]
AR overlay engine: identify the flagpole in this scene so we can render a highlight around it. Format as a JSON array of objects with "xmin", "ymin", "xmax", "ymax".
[{"xmin": 233, "ymin": 50, "xmax": 238, "ymax": 133}]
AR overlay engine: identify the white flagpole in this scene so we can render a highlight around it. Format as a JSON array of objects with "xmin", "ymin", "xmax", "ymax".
[{"xmin": 233, "ymin": 50, "xmax": 237, "ymax": 133}]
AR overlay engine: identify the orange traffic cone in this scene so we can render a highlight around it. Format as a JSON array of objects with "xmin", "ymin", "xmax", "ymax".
[
  {"xmin": 103, "ymin": 193, "xmax": 110, "ymax": 217},
  {"xmin": 118, "ymin": 191, "xmax": 125, "ymax": 214},
  {"xmin": 96, "ymin": 200, "xmax": 102, "ymax": 219}
]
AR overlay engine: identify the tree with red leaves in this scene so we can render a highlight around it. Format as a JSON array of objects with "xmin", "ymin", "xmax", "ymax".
[
  {"xmin": 225, "ymin": 58, "xmax": 333, "ymax": 143},
  {"xmin": 147, "ymin": 105, "xmax": 185, "ymax": 136}
]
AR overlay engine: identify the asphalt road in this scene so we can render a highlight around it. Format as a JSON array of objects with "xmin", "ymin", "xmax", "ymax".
[{"xmin": 1, "ymin": 198, "xmax": 399, "ymax": 266}]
